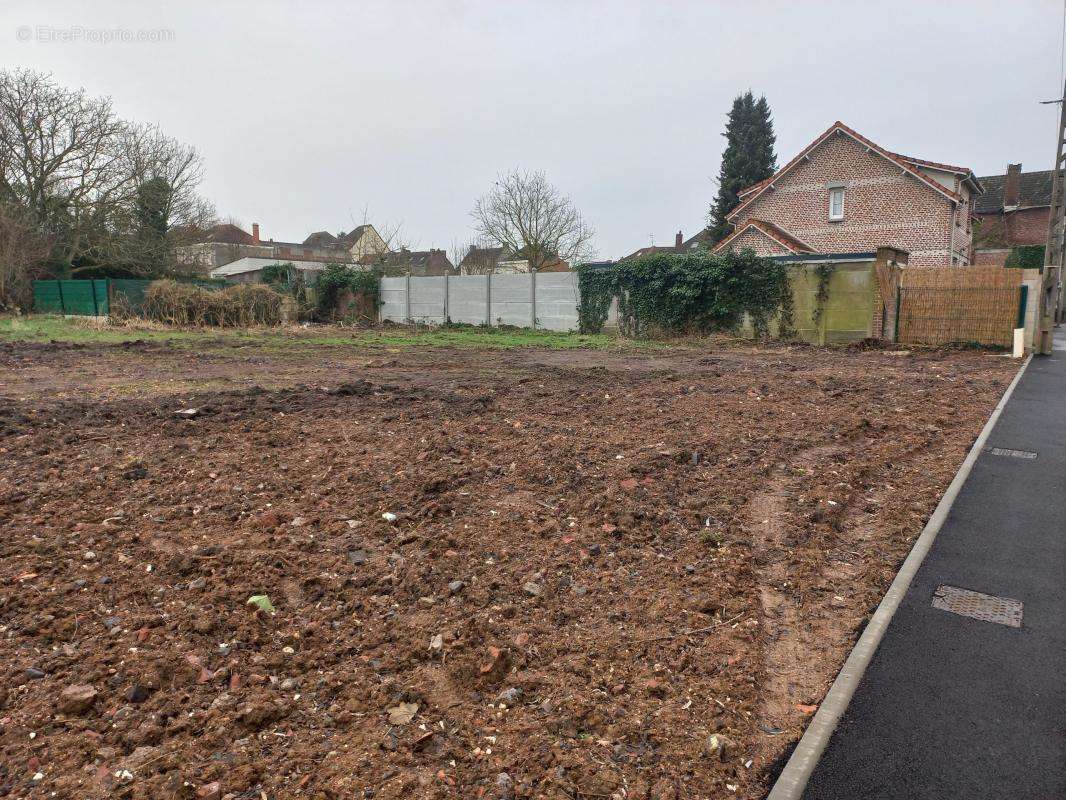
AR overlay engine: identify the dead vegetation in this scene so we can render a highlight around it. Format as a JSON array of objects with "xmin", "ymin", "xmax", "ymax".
[{"xmin": 129, "ymin": 280, "xmax": 286, "ymax": 327}]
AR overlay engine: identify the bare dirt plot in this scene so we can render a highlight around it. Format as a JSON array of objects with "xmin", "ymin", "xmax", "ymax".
[{"xmin": 0, "ymin": 337, "xmax": 1016, "ymax": 799}]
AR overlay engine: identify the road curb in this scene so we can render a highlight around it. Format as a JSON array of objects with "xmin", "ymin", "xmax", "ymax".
[{"xmin": 766, "ymin": 353, "xmax": 1033, "ymax": 800}]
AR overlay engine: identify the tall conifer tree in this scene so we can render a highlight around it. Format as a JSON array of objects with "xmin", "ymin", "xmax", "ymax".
[{"xmin": 708, "ymin": 92, "xmax": 777, "ymax": 244}]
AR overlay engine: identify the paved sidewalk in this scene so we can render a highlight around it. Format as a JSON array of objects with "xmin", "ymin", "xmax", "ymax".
[{"xmin": 801, "ymin": 339, "xmax": 1066, "ymax": 799}]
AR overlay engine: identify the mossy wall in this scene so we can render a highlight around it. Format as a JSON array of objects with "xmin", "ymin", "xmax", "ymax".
[{"xmin": 742, "ymin": 261, "xmax": 877, "ymax": 344}]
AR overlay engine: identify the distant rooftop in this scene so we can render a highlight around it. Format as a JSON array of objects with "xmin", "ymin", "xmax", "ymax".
[
  {"xmin": 209, "ymin": 256, "xmax": 341, "ymax": 278},
  {"xmin": 976, "ymin": 168, "xmax": 1053, "ymax": 214}
]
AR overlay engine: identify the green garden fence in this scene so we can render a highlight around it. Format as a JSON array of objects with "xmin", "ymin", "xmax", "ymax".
[
  {"xmin": 33, "ymin": 279, "xmax": 110, "ymax": 316},
  {"xmin": 32, "ymin": 277, "xmax": 227, "ymax": 316}
]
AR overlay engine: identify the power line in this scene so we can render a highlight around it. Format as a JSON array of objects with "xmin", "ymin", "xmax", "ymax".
[{"xmin": 1061, "ymin": 0, "xmax": 1065, "ymax": 89}]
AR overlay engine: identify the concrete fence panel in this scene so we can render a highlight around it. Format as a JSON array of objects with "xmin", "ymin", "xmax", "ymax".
[
  {"xmin": 448, "ymin": 275, "xmax": 491, "ymax": 326},
  {"xmin": 533, "ymin": 272, "xmax": 582, "ymax": 331},
  {"xmin": 489, "ymin": 274, "xmax": 535, "ymax": 327},
  {"xmin": 378, "ymin": 271, "xmax": 581, "ymax": 331},
  {"xmin": 380, "ymin": 277, "xmax": 407, "ymax": 322},
  {"xmin": 409, "ymin": 275, "xmax": 447, "ymax": 324}
]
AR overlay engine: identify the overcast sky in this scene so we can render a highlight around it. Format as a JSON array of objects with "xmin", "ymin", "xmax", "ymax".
[{"xmin": 5, "ymin": 0, "xmax": 1065, "ymax": 260}]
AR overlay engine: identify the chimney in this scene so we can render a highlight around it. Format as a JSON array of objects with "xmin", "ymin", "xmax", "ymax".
[
  {"xmin": 675, "ymin": 230, "xmax": 683, "ymax": 250},
  {"xmin": 1003, "ymin": 164, "xmax": 1021, "ymax": 209},
  {"xmin": 251, "ymin": 222, "xmax": 261, "ymax": 244}
]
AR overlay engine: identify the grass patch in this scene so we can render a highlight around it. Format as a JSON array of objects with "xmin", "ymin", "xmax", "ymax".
[
  {"xmin": 334, "ymin": 326, "xmax": 629, "ymax": 350},
  {"xmin": 0, "ymin": 315, "xmax": 641, "ymax": 352},
  {"xmin": 0, "ymin": 315, "xmax": 210, "ymax": 345}
]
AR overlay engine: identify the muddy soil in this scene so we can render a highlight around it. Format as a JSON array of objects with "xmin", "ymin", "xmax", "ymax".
[{"xmin": 0, "ymin": 339, "xmax": 1016, "ymax": 799}]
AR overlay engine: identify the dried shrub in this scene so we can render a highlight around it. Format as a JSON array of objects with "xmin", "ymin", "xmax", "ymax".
[
  {"xmin": 140, "ymin": 280, "xmax": 285, "ymax": 327},
  {"xmin": 108, "ymin": 291, "xmax": 137, "ymax": 322}
]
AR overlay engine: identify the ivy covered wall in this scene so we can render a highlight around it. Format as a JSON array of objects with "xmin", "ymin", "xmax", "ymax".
[{"xmin": 578, "ymin": 252, "xmax": 879, "ymax": 345}]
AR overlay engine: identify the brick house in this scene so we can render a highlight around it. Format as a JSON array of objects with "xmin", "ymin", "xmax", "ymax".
[
  {"xmin": 620, "ymin": 244, "xmax": 675, "ymax": 261},
  {"xmin": 458, "ymin": 246, "xmax": 531, "ymax": 274},
  {"xmin": 262, "ymin": 224, "xmax": 389, "ymax": 263},
  {"xmin": 359, "ymin": 248, "xmax": 455, "ymax": 276},
  {"xmin": 973, "ymin": 163, "xmax": 1052, "ymax": 265},
  {"xmin": 620, "ymin": 230, "xmax": 714, "ymax": 260},
  {"xmin": 714, "ymin": 122, "xmax": 983, "ymax": 266},
  {"xmin": 458, "ymin": 245, "xmax": 570, "ymax": 274},
  {"xmin": 620, "ymin": 232, "xmax": 684, "ymax": 261},
  {"xmin": 177, "ymin": 222, "xmax": 389, "ymax": 270}
]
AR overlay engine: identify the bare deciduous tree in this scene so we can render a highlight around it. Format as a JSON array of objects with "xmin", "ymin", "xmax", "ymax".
[
  {"xmin": 471, "ymin": 169, "xmax": 595, "ymax": 272},
  {"xmin": 372, "ymin": 219, "xmax": 411, "ymax": 254},
  {"xmin": 451, "ymin": 238, "xmax": 503, "ymax": 275},
  {"xmin": 125, "ymin": 124, "xmax": 213, "ymax": 221},
  {"xmin": 118, "ymin": 123, "xmax": 214, "ymax": 272},
  {"xmin": 343, "ymin": 207, "xmax": 412, "ymax": 266},
  {"xmin": 0, "ymin": 202, "xmax": 52, "ymax": 310},
  {"xmin": 0, "ymin": 68, "xmax": 214, "ymax": 301},
  {"xmin": 0, "ymin": 68, "xmax": 127, "ymax": 272}
]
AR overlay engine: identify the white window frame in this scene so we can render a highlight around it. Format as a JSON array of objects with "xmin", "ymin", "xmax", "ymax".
[{"xmin": 828, "ymin": 186, "xmax": 845, "ymax": 221}]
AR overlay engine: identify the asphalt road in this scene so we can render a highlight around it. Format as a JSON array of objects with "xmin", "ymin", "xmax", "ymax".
[{"xmin": 802, "ymin": 340, "xmax": 1066, "ymax": 800}]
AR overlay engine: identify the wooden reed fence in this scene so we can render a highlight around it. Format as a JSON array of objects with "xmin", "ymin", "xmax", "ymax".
[{"xmin": 896, "ymin": 266, "xmax": 1024, "ymax": 348}]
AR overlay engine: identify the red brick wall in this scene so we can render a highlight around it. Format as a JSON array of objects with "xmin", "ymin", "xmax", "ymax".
[
  {"xmin": 731, "ymin": 131, "xmax": 968, "ymax": 266},
  {"xmin": 951, "ymin": 177, "xmax": 974, "ymax": 262},
  {"xmin": 973, "ymin": 248, "xmax": 1010, "ymax": 266},
  {"xmin": 1012, "ymin": 207, "xmax": 1050, "ymax": 244},
  {"xmin": 730, "ymin": 227, "xmax": 792, "ymax": 255},
  {"xmin": 975, "ymin": 207, "xmax": 1049, "ymax": 248}
]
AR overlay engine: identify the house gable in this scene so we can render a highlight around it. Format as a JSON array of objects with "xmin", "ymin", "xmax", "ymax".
[
  {"xmin": 727, "ymin": 125, "xmax": 967, "ymax": 265},
  {"xmin": 714, "ymin": 219, "xmax": 814, "ymax": 255},
  {"xmin": 721, "ymin": 226, "xmax": 793, "ymax": 256},
  {"xmin": 344, "ymin": 225, "xmax": 389, "ymax": 259},
  {"xmin": 727, "ymin": 122, "xmax": 964, "ymax": 225}
]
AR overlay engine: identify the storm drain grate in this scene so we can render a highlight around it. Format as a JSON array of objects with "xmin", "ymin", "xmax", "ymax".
[
  {"xmin": 989, "ymin": 447, "xmax": 1038, "ymax": 460},
  {"xmin": 932, "ymin": 585, "xmax": 1023, "ymax": 628}
]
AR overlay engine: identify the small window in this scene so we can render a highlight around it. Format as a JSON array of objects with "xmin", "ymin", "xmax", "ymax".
[{"xmin": 828, "ymin": 187, "xmax": 845, "ymax": 221}]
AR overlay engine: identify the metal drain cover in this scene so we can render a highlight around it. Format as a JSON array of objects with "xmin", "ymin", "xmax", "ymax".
[
  {"xmin": 932, "ymin": 585, "xmax": 1023, "ymax": 628},
  {"xmin": 989, "ymin": 447, "xmax": 1038, "ymax": 460}
]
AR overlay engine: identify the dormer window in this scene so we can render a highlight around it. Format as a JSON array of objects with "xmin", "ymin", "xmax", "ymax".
[{"xmin": 828, "ymin": 185, "xmax": 845, "ymax": 221}]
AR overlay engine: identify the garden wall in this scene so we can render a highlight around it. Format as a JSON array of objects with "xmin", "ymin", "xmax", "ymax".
[
  {"xmin": 382, "ymin": 263, "xmax": 876, "ymax": 341},
  {"xmin": 737, "ymin": 258, "xmax": 880, "ymax": 345},
  {"xmin": 373, "ymin": 258, "xmax": 1027, "ymax": 350},
  {"xmin": 379, "ymin": 272, "xmax": 584, "ymax": 331}
]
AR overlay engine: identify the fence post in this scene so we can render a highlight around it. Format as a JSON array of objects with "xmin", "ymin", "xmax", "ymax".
[
  {"xmin": 894, "ymin": 286, "xmax": 902, "ymax": 342},
  {"xmin": 91, "ymin": 280, "xmax": 100, "ymax": 317},
  {"xmin": 530, "ymin": 270, "xmax": 537, "ymax": 329},
  {"xmin": 486, "ymin": 272, "xmax": 492, "ymax": 327},
  {"xmin": 443, "ymin": 273, "xmax": 449, "ymax": 324},
  {"xmin": 56, "ymin": 279, "xmax": 65, "ymax": 314},
  {"xmin": 405, "ymin": 273, "xmax": 412, "ymax": 324}
]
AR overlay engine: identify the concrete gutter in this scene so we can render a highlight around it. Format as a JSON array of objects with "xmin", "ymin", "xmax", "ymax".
[{"xmin": 766, "ymin": 353, "xmax": 1034, "ymax": 800}]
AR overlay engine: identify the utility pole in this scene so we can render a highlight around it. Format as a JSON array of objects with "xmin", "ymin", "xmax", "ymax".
[{"xmin": 1039, "ymin": 79, "xmax": 1066, "ymax": 353}]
